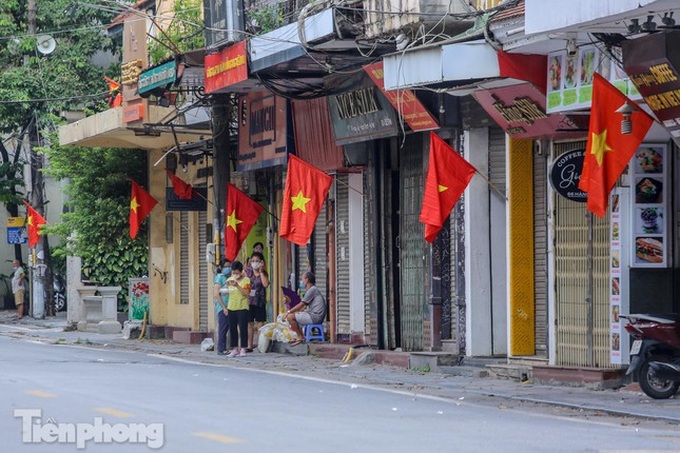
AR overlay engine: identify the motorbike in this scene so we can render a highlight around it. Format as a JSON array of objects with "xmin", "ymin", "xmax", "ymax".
[
  {"xmin": 53, "ymin": 274, "xmax": 67, "ymax": 312},
  {"xmin": 620, "ymin": 313, "xmax": 680, "ymax": 399}
]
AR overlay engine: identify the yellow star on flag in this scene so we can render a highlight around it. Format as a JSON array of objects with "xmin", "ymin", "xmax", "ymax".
[
  {"xmin": 227, "ymin": 210, "xmax": 243, "ymax": 232},
  {"xmin": 130, "ymin": 196, "xmax": 139, "ymax": 213},
  {"xmin": 438, "ymin": 184, "xmax": 448, "ymax": 193},
  {"xmin": 28, "ymin": 215, "xmax": 34, "ymax": 226},
  {"xmin": 590, "ymin": 129, "xmax": 613, "ymax": 166},
  {"xmin": 291, "ymin": 190, "xmax": 311, "ymax": 213}
]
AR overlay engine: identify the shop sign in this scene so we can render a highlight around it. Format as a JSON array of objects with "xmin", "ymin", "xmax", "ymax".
[
  {"xmin": 237, "ymin": 92, "xmax": 289, "ymax": 171},
  {"xmin": 166, "ymin": 187, "xmax": 207, "ymax": 211},
  {"xmin": 473, "ymin": 83, "xmax": 581, "ymax": 138},
  {"xmin": 549, "ymin": 149, "xmax": 586, "ymax": 202},
  {"xmin": 6, "ymin": 217, "xmax": 27, "ymax": 245},
  {"xmin": 138, "ymin": 61, "xmax": 177, "ymax": 96},
  {"xmin": 623, "ymin": 31, "xmax": 680, "ymax": 149},
  {"xmin": 326, "ymin": 71, "xmax": 398, "ymax": 145},
  {"xmin": 205, "ymin": 41, "xmax": 248, "ymax": 94},
  {"xmin": 364, "ymin": 61, "xmax": 439, "ymax": 132},
  {"xmin": 547, "ymin": 45, "xmax": 640, "ymax": 113},
  {"xmin": 123, "ymin": 103, "xmax": 145, "ymax": 123}
]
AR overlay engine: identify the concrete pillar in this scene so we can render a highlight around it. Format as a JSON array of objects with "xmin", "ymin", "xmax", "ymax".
[
  {"xmin": 97, "ymin": 286, "xmax": 122, "ymax": 334},
  {"xmin": 66, "ymin": 256, "xmax": 81, "ymax": 325},
  {"xmin": 464, "ymin": 128, "xmax": 492, "ymax": 356}
]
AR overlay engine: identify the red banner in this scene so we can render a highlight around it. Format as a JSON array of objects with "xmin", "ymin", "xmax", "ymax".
[
  {"xmin": 205, "ymin": 41, "xmax": 248, "ymax": 94},
  {"xmin": 364, "ymin": 62, "xmax": 439, "ymax": 132}
]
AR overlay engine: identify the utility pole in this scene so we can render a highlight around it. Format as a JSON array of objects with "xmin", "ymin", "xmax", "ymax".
[{"xmin": 26, "ymin": 0, "xmax": 54, "ymax": 318}]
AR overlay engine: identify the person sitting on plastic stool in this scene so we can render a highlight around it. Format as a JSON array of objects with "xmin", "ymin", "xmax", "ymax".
[{"xmin": 284, "ymin": 271, "xmax": 326, "ymax": 346}]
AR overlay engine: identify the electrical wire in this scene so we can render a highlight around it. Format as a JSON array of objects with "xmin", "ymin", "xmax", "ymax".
[{"xmin": 0, "ymin": 90, "xmax": 111, "ymax": 105}]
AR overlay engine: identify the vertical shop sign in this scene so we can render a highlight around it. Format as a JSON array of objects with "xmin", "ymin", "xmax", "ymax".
[
  {"xmin": 609, "ymin": 190, "xmax": 624, "ymax": 364},
  {"xmin": 630, "ymin": 144, "xmax": 667, "ymax": 268}
]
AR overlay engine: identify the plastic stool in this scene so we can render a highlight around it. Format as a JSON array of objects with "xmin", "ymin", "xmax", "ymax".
[{"xmin": 304, "ymin": 323, "xmax": 325, "ymax": 343}]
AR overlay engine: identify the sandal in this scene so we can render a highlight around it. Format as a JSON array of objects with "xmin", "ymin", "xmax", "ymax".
[{"xmin": 290, "ymin": 339, "xmax": 304, "ymax": 346}]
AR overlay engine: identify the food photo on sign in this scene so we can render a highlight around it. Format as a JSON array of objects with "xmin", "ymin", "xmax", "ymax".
[
  {"xmin": 611, "ymin": 249, "xmax": 620, "ymax": 269},
  {"xmin": 635, "ymin": 236, "xmax": 664, "ymax": 264},
  {"xmin": 635, "ymin": 147, "xmax": 663, "ymax": 173},
  {"xmin": 636, "ymin": 207, "xmax": 663, "ymax": 234},
  {"xmin": 635, "ymin": 177, "xmax": 663, "ymax": 204}
]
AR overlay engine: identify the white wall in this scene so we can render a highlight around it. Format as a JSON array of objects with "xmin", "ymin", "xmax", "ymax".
[
  {"xmin": 525, "ymin": 0, "xmax": 661, "ymax": 34},
  {"xmin": 348, "ymin": 173, "xmax": 365, "ymax": 333}
]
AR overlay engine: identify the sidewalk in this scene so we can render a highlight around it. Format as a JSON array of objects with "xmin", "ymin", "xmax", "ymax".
[{"xmin": 1, "ymin": 310, "xmax": 679, "ymax": 423}]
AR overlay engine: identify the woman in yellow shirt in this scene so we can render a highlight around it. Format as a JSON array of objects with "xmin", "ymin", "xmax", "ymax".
[{"xmin": 226, "ymin": 260, "xmax": 251, "ymax": 357}]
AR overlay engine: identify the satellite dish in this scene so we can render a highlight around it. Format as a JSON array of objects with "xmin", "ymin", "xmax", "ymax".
[{"xmin": 36, "ymin": 35, "xmax": 56, "ymax": 55}]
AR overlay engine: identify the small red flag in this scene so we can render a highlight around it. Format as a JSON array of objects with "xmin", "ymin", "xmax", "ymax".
[
  {"xmin": 225, "ymin": 183, "xmax": 264, "ymax": 261},
  {"xmin": 129, "ymin": 180, "xmax": 158, "ymax": 239},
  {"xmin": 420, "ymin": 132, "xmax": 476, "ymax": 243},
  {"xmin": 104, "ymin": 76, "xmax": 122, "ymax": 108},
  {"xmin": 578, "ymin": 73, "xmax": 654, "ymax": 217},
  {"xmin": 279, "ymin": 155, "xmax": 333, "ymax": 246},
  {"xmin": 166, "ymin": 169, "xmax": 194, "ymax": 200},
  {"xmin": 23, "ymin": 200, "xmax": 47, "ymax": 248}
]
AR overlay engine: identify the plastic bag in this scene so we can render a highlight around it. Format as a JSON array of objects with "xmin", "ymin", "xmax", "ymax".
[{"xmin": 256, "ymin": 318, "xmax": 298, "ymax": 352}]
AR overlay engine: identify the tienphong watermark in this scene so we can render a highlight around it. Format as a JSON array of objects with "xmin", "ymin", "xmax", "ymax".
[{"xmin": 14, "ymin": 409, "xmax": 164, "ymax": 449}]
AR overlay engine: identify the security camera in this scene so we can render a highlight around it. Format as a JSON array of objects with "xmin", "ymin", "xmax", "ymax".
[{"xmin": 566, "ymin": 38, "xmax": 577, "ymax": 57}]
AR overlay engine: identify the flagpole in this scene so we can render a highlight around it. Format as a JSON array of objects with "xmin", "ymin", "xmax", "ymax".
[
  {"xmin": 333, "ymin": 175, "xmax": 363, "ymax": 196},
  {"xmin": 585, "ymin": 212, "xmax": 594, "ymax": 367},
  {"xmin": 473, "ymin": 169, "xmax": 508, "ymax": 201}
]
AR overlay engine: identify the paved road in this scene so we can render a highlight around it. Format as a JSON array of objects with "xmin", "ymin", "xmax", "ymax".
[{"xmin": 3, "ymin": 335, "xmax": 680, "ymax": 452}]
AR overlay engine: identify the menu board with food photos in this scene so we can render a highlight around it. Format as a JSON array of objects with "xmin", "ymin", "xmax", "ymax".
[
  {"xmin": 609, "ymin": 189, "xmax": 629, "ymax": 365},
  {"xmin": 547, "ymin": 46, "xmax": 641, "ymax": 114},
  {"xmin": 631, "ymin": 144, "xmax": 667, "ymax": 268}
]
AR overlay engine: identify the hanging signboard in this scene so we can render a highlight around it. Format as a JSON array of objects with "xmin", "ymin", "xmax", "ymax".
[
  {"xmin": 138, "ymin": 60, "xmax": 177, "ymax": 96},
  {"xmin": 623, "ymin": 31, "xmax": 680, "ymax": 149},
  {"xmin": 549, "ymin": 149, "xmax": 586, "ymax": 202},
  {"xmin": 547, "ymin": 45, "xmax": 640, "ymax": 113},
  {"xmin": 364, "ymin": 61, "xmax": 439, "ymax": 132}
]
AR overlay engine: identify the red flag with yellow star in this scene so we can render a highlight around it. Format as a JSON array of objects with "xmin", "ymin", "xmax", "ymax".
[
  {"xmin": 420, "ymin": 132, "xmax": 476, "ymax": 243},
  {"xmin": 578, "ymin": 73, "xmax": 654, "ymax": 217},
  {"xmin": 23, "ymin": 200, "xmax": 47, "ymax": 248},
  {"xmin": 129, "ymin": 180, "xmax": 158, "ymax": 239},
  {"xmin": 225, "ymin": 183, "xmax": 264, "ymax": 261},
  {"xmin": 280, "ymin": 154, "xmax": 333, "ymax": 246}
]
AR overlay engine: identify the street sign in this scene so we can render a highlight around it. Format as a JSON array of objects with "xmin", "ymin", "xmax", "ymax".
[
  {"xmin": 6, "ymin": 217, "xmax": 27, "ymax": 244},
  {"xmin": 7, "ymin": 227, "xmax": 27, "ymax": 244}
]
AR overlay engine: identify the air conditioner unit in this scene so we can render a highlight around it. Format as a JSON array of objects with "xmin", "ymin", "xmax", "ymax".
[{"xmin": 205, "ymin": 0, "xmax": 245, "ymax": 49}]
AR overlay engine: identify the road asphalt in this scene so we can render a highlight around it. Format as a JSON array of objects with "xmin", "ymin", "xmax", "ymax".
[{"xmin": 1, "ymin": 310, "xmax": 679, "ymax": 424}]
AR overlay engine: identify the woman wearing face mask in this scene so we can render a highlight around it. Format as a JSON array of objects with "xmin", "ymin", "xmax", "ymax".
[
  {"xmin": 247, "ymin": 251, "xmax": 269, "ymax": 351},
  {"xmin": 226, "ymin": 260, "xmax": 251, "ymax": 357},
  {"xmin": 213, "ymin": 258, "xmax": 232, "ymax": 355}
]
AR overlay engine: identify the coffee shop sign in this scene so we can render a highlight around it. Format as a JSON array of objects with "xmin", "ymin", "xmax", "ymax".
[{"xmin": 549, "ymin": 149, "xmax": 587, "ymax": 202}]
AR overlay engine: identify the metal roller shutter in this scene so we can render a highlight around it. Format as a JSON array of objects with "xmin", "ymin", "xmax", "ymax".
[
  {"xmin": 336, "ymin": 174, "xmax": 351, "ymax": 335},
  {"xmin": 553, "ymin": 141, "xmax": 613, "ymax": 367},
  {"xmin": 180, "ymin": 211, "xmax": 189, "ymax": 305},
  {"xmin": 199, "ymin": 211, "xmax": 208, "ymax": 331},
  {"xmin": 534, "ymin": 143, "xmax": 549, "ymax": 357},
  {"xmin": 313, "ymin": 203, "xmax": 327, "ymax": 298},
  {"xmin": 400, "ymin": 136, "xmax": 426, "ymax": 352}
]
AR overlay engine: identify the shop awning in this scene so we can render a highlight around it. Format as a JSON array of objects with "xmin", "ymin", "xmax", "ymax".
[
  {"xmin": 383, "ymin": 40, "xmax": 546, "ymax": 92},
  {"xmin": 59, "ymin": 106, "xmax": 210, "ymax": 150}
]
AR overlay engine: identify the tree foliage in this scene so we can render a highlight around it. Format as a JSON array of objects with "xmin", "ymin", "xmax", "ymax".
[
  {"xmin": 41, "ymin": 139, "xmax": 149, "ymax": 309},
  {"xmin": 0, "ymin": 1, "xmax": 123, "ymax": 130},
  {"xmin": 148, "ymin": 0, "xmax": 204, "ymax": 65}
]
